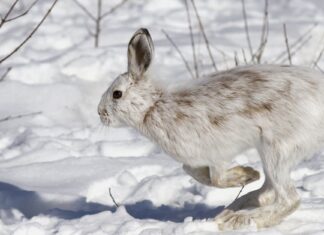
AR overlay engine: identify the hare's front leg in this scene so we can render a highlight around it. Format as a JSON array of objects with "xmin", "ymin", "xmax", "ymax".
[
  {"xmin": 183, "ymin": 165, "xmax": 260, "ymax": 188},
  {"xmin": 182, "ymin": 165, "xmax": 211, "ymax": 185},
  {"xmin": 216, "ymin": 143, "xmax": 300, "ymax": 230},
  {"xmin": 211, "ymin": 166, "xmax": 260, "ymax": 188}
]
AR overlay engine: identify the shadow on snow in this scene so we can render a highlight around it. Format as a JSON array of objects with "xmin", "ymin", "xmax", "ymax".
[
  {"xmin": 125, "ymin": 200, "xmax": 224, "ymax": 223},
  {"xmin": 0, "ymin": 181, "xmax": 224, "ymax": 223},
  {"xmin": 0, "ymin": 181, "xmax": 115, "ymax": 220}
]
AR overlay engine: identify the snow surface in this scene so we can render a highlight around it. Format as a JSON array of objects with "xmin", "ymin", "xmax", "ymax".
[{"xmin": 0, "ymin": 0, "xmax": 324, "ymax": 234}]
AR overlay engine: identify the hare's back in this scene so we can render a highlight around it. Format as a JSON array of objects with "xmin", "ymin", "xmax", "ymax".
[
  {"xmin": 172, "ymin": 64, "xmax": 324, "ymax": 119},
  {"xmin": 174, "ymin": 65, "xmax": 324, "ymax": 123},
  {"xmin": 204, "ymin": 65, "xmax": 324, "ymax": 105}
]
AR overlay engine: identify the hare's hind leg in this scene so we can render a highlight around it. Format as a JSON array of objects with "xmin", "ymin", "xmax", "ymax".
[
  {"xmin": 183, "ymin": 165, "xmax": 260, "ymax": 187},
  {"xmin": 216, "ymin": 142, "xmax": 300, "ymax": 230}
]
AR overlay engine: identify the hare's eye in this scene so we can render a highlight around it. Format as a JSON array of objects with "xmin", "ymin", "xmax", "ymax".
[{"xmin": 113, "ymin": 90, "xmax": 122, "ymax": 99}]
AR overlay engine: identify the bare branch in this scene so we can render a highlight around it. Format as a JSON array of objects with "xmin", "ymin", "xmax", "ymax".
[
  {"xmin": 0, "ymin": 0, "xmax": 20, "ymax": 28},
  {"xmin": 0, "ymin": 111, "xmax": 42, "ymax": 123},
  {"xmin": 190, "ymin": 0, "xmax": 217, "ymax": 72},
  {"xmin": 254, "ymin": 0, "xmax": 269, "ymax": 63},
  {"xmin": 162, "ymin": 29, "xmax": 195, "ymax": 80},
  {"xmin": 283, "ymin": 23, "xmax": 292, "ymax": 65},
  {"xmin": 72, "ymin": 0, "xmax": 96, "ymax": 21},
  {"xmin": 101, "ymin": 0, "xmax": 129, "ymax": 19},
  {"xmin": 0, "ymin": 0, "xmax": 59, "ymax": 64},
  {"xmin": 184, "ymin": 0, "xmax": 199, "ymax": 79},
  {"xmin": 5, "ymin": 0, "xmax": 39, "ymax": 23},
  {"xmin": 109, "ymin": 188, "xmax": 119, "ymax": 207},
  {"xmin": 94, "ymin": 0, "xmax": 102, "ymax": 48},
  {"xmin": 0, "ymin": 67, "xmax": 12, "ymax": 82},
  {"xmin": 241, "ymin": 0, "xmax": 253, "ymax": 60}
]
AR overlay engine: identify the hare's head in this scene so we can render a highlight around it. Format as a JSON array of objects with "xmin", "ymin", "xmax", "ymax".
[{"xmin": 98, "ymin": 28, "xmax": 161, "ymax": 127}]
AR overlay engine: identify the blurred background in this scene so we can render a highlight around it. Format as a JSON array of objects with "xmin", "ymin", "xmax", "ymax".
[{"xmin": 0, "ymin": 0, "xmax": 324, "ymax": 234}]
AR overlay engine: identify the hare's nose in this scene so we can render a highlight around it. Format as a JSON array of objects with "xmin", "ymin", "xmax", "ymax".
[{"xmin": 98, "ymin": 108, "xmax": 108, "ymax": 116}]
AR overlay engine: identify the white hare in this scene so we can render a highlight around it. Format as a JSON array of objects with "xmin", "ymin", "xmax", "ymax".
[{"xmin": 98, "ymin": 28, "xmax": 324, "ymax": 230}]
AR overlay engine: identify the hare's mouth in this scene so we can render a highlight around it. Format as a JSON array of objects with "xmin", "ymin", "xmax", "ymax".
[
  {"xmin": 99, "ymin": 114, "xmax": 110, "ymax": 126},
  {"xmin": 98, "ymin": 107, "xmax": 110, "ymax": 126}
]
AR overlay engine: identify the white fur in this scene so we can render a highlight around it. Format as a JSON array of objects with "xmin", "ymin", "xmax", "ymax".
[{"xmin": 98, "ymin": 28, "xmax": 324, "ymax": 230}]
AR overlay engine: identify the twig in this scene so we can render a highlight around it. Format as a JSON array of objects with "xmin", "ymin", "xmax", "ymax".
[
  {"xmin": 101, "ymin": 0, "xmax": 129, "ymax": 19},
  {"xmin": 162, "ymin": 29, "xmax": 195, "ymax": 79},
  {"xmin": 72, "ymin": 0, "xmax": 96, "ymax": 21},
  {"xmin": 0, "ymin": 67, "xmax": 12, "ymax": 82},
  {"xmin": 0, "ymin": 111, "xmax": 42, "ymax": 123},
  {"xmin": 109, "ymin": 187, "xmax": 119, "ymax": 207},
  {"xmin": 5, "ymin": 0, "xmax": 39, "ymax": 23},
  {"xmin": 254, "ymin": 0, "xmax": 269, "ymax": 63},
  {"xmin": 271, "ymin": 23, "xmax": 318, "ymax": 63},
  {"xmin": 190, "ymin": 0, "xmax": 217, "ymax": 72},
  {"xmin": 0, "ymin": 0, "xmax": 20, "ymax": 28},
  {"xmin": 184, "ymin": 0, "xmax": 199, "ymax": 79},
  {"xmin": 0, "ymin": 0, "xmax": 59, "ymax": 64},
  {"xmin": 241, "ymin": 0, "xmax": 253, "ymax": 60},
  {"xmin": 283, "ymin": 23, "xmax": 292, "ymax": 65},
  {"xmin": 235, "ymin": 185, "xmax": 245, "ymax": 200}
]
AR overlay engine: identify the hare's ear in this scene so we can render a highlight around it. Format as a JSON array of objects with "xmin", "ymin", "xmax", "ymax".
[{"xmin": 127, "ymin": 28, "xmax": 154, "ymax": 79}]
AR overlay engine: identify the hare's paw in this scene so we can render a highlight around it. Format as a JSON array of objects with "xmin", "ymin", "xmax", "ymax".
[
  {"xmin": 214, "ymin": 166, "xmax": 260, "ymax": 188},
  {"xmin": 226, "ymin": 166, "xmax": 260, "ymax": 186},
  {"xmin": 216, "ymin": 209, "xmax": 257, "ymax": 231},
  {"xmin": 184, "ymin": 164, "xmax": 260, "ymax": 188},
  {"xmin": 216, "ymin": 200, "xmax": 298, "ymax": 230}
]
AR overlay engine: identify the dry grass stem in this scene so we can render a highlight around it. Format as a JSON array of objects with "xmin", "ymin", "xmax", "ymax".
[
  {"xmin": 283, "ymin": 23, "xmax": 292, "ymax": 65},
  {"xmin": 313, "ymin": 46, "xmax": 324, "ymax": 68},
  {"xmin": 241, "ymin": 0, "xmax": 253, "ymax": 60},
  {"xmin": 234, "ymin": 51, "xmax": 239, "ymax": 66},
  {"xmin": 254, "ymin": 0, "xmax": 269, "ymax": 63},
  {"xmin": 242, "ymin": 48, "xmax": 248, "ymax": 64},
  {"xmin": 272, "ymin": 23, "xmax": 318, "ymax": 63}
]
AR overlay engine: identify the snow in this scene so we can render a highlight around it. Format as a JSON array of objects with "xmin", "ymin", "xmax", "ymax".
[{"xmin": 0, "ymin": 0, "xmax": 324, "ymax": 234}]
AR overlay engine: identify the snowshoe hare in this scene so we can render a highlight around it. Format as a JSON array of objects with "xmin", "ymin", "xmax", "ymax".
[{"xmin": 98, "ymin": 28, "xmax": 324, "ymax": 230}]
